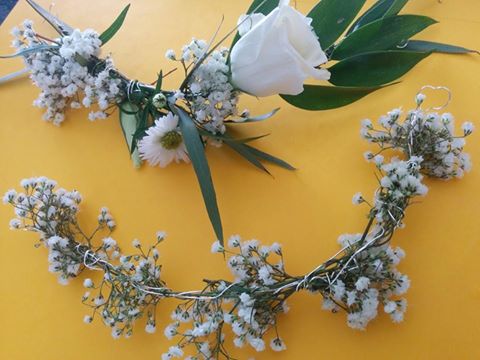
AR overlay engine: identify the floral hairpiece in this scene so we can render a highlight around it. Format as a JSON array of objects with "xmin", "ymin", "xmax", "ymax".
[
  {"xmin": 4, "ymin": 90, "xmax": 473, "ymax": 359},
  {"xmin": 1, "ymin": 0, "xmax": 476, "ymax": 244}
]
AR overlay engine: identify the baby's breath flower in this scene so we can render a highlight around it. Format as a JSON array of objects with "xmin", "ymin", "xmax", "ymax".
[
  {"xmin": 352, "ymin": 192, "xmax": 364, "ymax": 205},
  {"xmin": 210, "ymin": 240, "xmax": 224, "ymax": 253}
]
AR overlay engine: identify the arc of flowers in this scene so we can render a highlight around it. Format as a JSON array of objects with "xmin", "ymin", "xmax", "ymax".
[{"xmin": 4, "ymin": 90, "xmax": 474, "ymax": 359}]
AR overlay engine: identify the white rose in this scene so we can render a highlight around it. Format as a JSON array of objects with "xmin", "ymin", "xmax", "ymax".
[{"xmin": 230, "ymin": 0, "xmax": 330, "ymax": 97}]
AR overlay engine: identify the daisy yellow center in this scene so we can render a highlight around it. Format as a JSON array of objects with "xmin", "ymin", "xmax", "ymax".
[{"xmin": 159, "ymin": 131, "xmax": 182, "ymax": 150}]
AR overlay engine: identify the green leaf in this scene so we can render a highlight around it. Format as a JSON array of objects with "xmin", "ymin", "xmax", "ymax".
[
  {"xmin": 308, "ymin": 0, "xmax": 366, "ymax": 49},
  {"xmin": 280, "ymin": 84, "xmax": 389, "ymax": 110},
  {"xmin": 119, "ymin": 102, "xmax": 142, "ymax": 168},
  {"xmin": 332, "ymin": 15, "xmax": 437, "ymax": 60},
  {"xmin": 243, "ymin": 144, "xmax": 296, "ymax": 170},
  {"xmin": 99, "ymin": 4, "xmax": 131, "ymax": 46},
  {"xmin": 155, "ymin": 70, "xmax": 163, "ymax": 93},
  {"xmin": 0, "ymin": 45, "xmax": 57, "ymax": 59},
  {"xmin": 129, "ymin": 106, "xmax": 150, "ymax": 154},
  {"xmin": 118, "ymin": 101, "xmax": 140, "ymax": 115},
  {"xmin": 347, "ymin": 0, "xmax": 409, "ymax": 35},
  {"xmin": 329, "ymin": 50, "xmax": 431, "ymax": 87},
  {"xmin": 174, "ymin": 106, "xmax": 224, "ymax": 245},
  {"xmin": 245, "ymin": 0, "xmax": 279, "ymax": 15},
  {"xmin": 225, "ymin": 141, "xmax": 271, "ymax": 175},
  {"xmin": 397, "ymin": 40, "xmax": 479, "ymax": 54},
  {"xmin": 226, "ymin": 108, "xmax": 280, "ymax": 123},
  {"xmin": 384, "ymin": 0, "xmax": 409, "ymax": 17},
  {"xmin": 26, "ymin": 0, "xmax": 73, "ymax": 35}
]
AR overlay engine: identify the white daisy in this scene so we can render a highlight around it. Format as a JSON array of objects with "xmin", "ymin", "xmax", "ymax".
[{"xmin": 138, "ymin": 112, "xmax": 189, "ymax": 167}]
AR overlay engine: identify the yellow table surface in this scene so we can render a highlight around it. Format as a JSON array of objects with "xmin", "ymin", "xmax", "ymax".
[{"xmin": 1, "ymin": 1, "xmax": 479, "ymax": 359}]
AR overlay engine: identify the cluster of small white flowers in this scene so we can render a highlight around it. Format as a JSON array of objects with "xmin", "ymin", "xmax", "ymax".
[
  {"xmin": 4, "ymin": 176, "xmax": 81, "ymax": 238},
  {"xmin": 374, "ymin": 157, "xmax": 427, "ymax": 228},
  {"xmin": 360, "ymin": 94, "xmax": 474, "ymax": 179},
  {"xmin": 11, "ymin": 21, "xmax": 122, "ymax": 125},
  {"xmin": 83, "ymin": 234, "xmax": 166, "ymax": 339},
  {"xmin": 4, "ymin": 177, "xmax": 166, "ymax": 339},
  {"xmin": 166, "ymin": 39, "xmax": 241, "ymax": 135},
  {"xmin": 45, "ymin": 235, "xmax": 81, "ymax": 285},
  {"xmin": 4, "ymin": 177, "xmax": 85, "ymax": 284},
  {"xmin": 323, "ymin": 238, "xmax": 409, "ymax": 330},
  {"xmin": 162, "ymin": 236, "xmax": 289, "ymax": 358}
]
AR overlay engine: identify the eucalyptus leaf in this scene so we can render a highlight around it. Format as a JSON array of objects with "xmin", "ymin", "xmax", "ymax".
[
  {"xmin": 155, "ymin": 70, "xmax": 163, "ymax": 93},
  {"xmin": 119, "ymin": 102, "xmax": 142, "ymax": 168},
  {"xmin": 308, "ymin": 0, "xmax": 366, "ymax": 49},
  {"xmin": 397, "ymin": 40, "xmax": 479, "ymax": 54},
  {"xmin": 245, "ymin": 0, "xmax": 280, "ymax": 15},
  {"xmin": 99, "ymin": 4, "xmax": 131, "ymax": 46},
  {"xmin": 198, "ymin": 128, "xmax": 269, "ymax": 145},
  {"xmin": 332, "ymin": 15, "xmax": 436, "ymax": 60},
  {"xmin": 347, "ymin": 0, "xmax": 409, "ymax": 35},
  {"xmin": 174, "ymin": 106, "xmax": 224, "ymax": 245},
  {"xmin": 0, "ymin": 45, "xmax": 57, "ymax": 59},
  {"xmin": 384, "ymin": 0, "xmax": 409, "ymax": 17},
  {"xmin": 225, "ymin": 141, "xmax": 271, "ymax": 175},
  {"xmin": 243, "ymin": 144, "xmax": 296, "ymax": 170},
  {"xmin": 280, "ymin": 84, "xmax": 388, "ymax": 110},
  {"xmin": 329, "ymin": 50, "xmax": 431, "ymax": 87},
  {"xmin": 118, "ymin": 101, "xmax": 140, "ymax": 115},
  {"xmin": 26, "ymin": 0, "xmax": 73, "ymax": 35},
  {"xmin": 129, "ymin": 106, "xmax": 150, "ymax": 154}
]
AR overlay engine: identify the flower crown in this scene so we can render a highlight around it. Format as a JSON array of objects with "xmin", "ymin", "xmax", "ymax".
[
  {"xmin": 1, "ymin": 0, "xmax": 476, "ymax": 244},
  {"xmin": 5, "ymin": 91, "xmax": 474, "ymax": 359}
]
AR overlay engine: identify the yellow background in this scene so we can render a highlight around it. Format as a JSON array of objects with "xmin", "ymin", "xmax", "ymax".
[{"xmin": 1, "ymin": 0, "xmax": 479, "ymax": 359}]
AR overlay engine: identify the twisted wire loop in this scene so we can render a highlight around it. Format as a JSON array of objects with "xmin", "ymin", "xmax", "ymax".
[
  {"xmin": 126, "ymin": 80, "xmax": 142, "ymax": 102},
  {"xmin": 416, "ymin": 85, "xmax": 452, "ymax": 112},
  {"xmin": 408, "ymin": 85, "xmax": 452, "ymax": 156}
]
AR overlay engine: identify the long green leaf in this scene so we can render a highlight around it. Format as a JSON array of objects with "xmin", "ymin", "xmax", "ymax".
[
  {"xmin": 384, "ymin": 0, "xmax": 409, "ymax": 17},
  {"xmin": 245, "ymin": 0, "xmax": 279, "ymax": 15},
  {"xmin": 243, "ymin": 144, "xmax": 296, "ymax": 170},
  {"xmin": 347, "ymin": 0, "xmax": 409, "ymax": 35},
  {"xmin": 99, "ymin": 4, "xmax": 131, "ymax": 46},
  {"xmin": 329, "ymin": 50, "xmax": 430, "ymax": 87},
  {"xmin": 119, "ymin": 102, "xmax": 142, "ymax": 168},
  {"xmin": 225, "ymin": 141, "xmax": 271, "ymax": 175},
  {"xmin": 174, "ymin": 106, "xmax": 223, "ymax": 245},
  {"xmin": 129, "ymin": 106, "xmax": 149, "ymax": 154},
  {"xmin": 26, "ymin": 0, "xmax": 73, "ymax": 35},
  {"xmin": 308, "ymin": 0, "xmax": 366, "ymax": 49},
  {"xmin": 0, "ymin": 45, "xmax": 57, "ymax": 59},
  {"xmin": 280, "ymin": 84, "xmax": 388, "ymax": 110},
  {"xmin": 398, "ymin": 40, "xmax": 479, "ymax": 54},
  {"xmin": 332, "ymin": 15, "xmax": 436, "ymax": 60},
  {"xmin": 155, "ymin": 70, "xmax": 163, "ymax": 93}
]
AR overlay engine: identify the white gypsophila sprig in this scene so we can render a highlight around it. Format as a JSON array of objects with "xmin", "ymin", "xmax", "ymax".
[
  {"xmin": 166, "ymin": 38, "xmax": 242, "ymax": 138},
  {"xmin": 162, "ymin": 236, "xmax": 291, "ymax": 359},
  {"xmin": 360, "ymin": 92, "xmax": 474, "ymax": 179},
  {"xmin": 11, "ymin": 21, "xmax": 122, "ymax": 125},
  {"xmin": 4, "ymin": 177, "xmax": 166, "ymax": 338}
]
